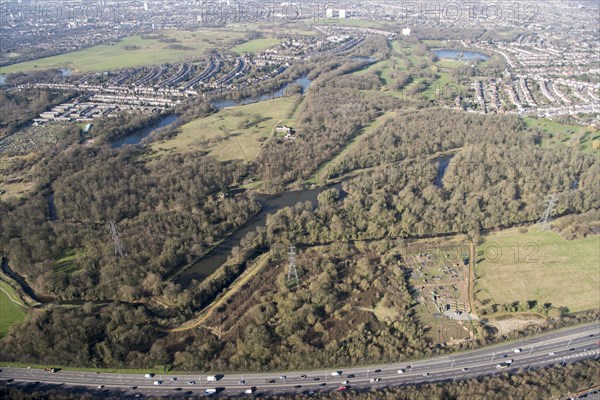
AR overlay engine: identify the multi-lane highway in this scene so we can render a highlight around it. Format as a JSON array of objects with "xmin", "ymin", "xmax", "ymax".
[{"xmin": 1, "ymin": 322, "xmax": 598, "ymax": 398}]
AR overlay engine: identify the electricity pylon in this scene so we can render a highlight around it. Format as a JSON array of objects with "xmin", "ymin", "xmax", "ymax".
[
  {"xmin": 287, "ymin": 245, "xmax": 299, "ymax": 286},
  {"xmin": 536, "ymin": 194, "xmax": 556, "ymax": 231},
  {"xmin": 109, "ymin": 220, "xmax": 124, "ymax": 257}
]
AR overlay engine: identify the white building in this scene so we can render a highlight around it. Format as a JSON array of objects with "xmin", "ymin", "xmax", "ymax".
[
  {"xmin": 402, "ymin": 28, "xmax": 411, "ymax": 36},
  {"xmin": 326, "ymin": 8, "xmax": 333, "ymax": 18},
  {"xmin": 339, "ymin": 9, "xmax": 346, "ymax": 19}
]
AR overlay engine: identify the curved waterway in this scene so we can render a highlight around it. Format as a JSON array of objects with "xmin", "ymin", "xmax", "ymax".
[
  {"xmin": 111, "ymin": 114, "xmax": 177, "ymax": 148},
  {"xmin": 110, "ymin": 76, "xmax": 313, "ymax": 148},
  {"xmin": 174, "ymin": 182, "xmax": 343, "ymax": 288}
]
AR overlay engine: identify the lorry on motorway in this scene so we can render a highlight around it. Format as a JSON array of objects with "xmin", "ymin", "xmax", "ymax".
[
  {"xmin": 245, "ymin": 387, "xmax": 257, "ymax": 394},
  {"xmin": 205, "ymin": 388, "xmax": 217, "ymax": 395},
  {"xmin": 331, "ymin": 371, "xmax": 342, "ymax": 376},
  {"xmin": 207, "ymin": 375, "xmax": 219, "ymax": 381}
]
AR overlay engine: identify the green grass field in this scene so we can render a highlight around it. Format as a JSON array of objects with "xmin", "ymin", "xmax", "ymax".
[
  {"xmin": 0, "ymin": 281, "xmax": 26, "ymax": 337},
  {"xmin": 476, "ymin": 227, "xmax": 600, "ymax": 313},
  {"xmin": 232, "ymin": 38, "xmax": 283, "ymax": 54},
  {"xmin": 1, "ymin": 30, "xmax": 246, "ymax": 73},
  {"xmin": 524, "ymin": 117, "xmax": 599, "ymax": 153},
  {"xmin": 54, "ymin": 249, "xmax": 85, "ymax": 274},
  {"xmin": 151, "ymin": 97, "xmax": 296, "ymax": 161}
]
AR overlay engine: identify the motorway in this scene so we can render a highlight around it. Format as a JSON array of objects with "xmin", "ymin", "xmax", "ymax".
[{"xmin": 1, "ymin": 322, "xmax": 599, "ymax": 398}]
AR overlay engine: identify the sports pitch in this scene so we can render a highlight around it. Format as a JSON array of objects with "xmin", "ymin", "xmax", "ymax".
[{"xmin": 476, "ymin": 227, "xmax": 600, "ymax": 313}]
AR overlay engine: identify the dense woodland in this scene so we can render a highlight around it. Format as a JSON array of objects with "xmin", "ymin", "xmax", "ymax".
[{"xmin": 1, "ymin": 142, "xmax": 259, "ymax": 301}]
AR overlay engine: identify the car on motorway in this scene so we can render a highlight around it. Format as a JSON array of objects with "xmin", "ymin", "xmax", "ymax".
[
  {"xmin": 319, "ymin": 383, "xmax": 327, "ymax": 386},
  {"xmin": 268, "ymin": 379, "xmax": 276, "ymax": 383},
  {"xmin": 205, "ymin": 388, "xmax": 217, "ymax": 395},
  {"xmin": 300, "ymin": 375, "xmax": 307, "ymax": 379},
  {"xmin": 153, "ymin": 380, "xmax": 163, "ymax": 385},
  {"xmin": 341, "ymin": 380, "xmax": 349, "ymax": 384},
  {"xmin": 313, "ymin": 377, "xmax": 321, "ymax": 381},
  {"xmin": 513, "ymin": 348, "xmax": 522, "ymax": 353},
  {"xmin": 422, "ymin": 372, "xmax": 430, "ymax": 376},
  {"xmin": 496, "ymin": 363, "xmax": 508, "ymax": 369},
  {"xmin": 129, "ymin": 386, "xmax": 137, "ymax": 390},
  {"xmin": 569, "ymin": 348, "xmax": 576, "ymax": 351},
  {"xmin": 370, "ymin": 378, "xmax": 381, "ymax": 382},
  {"xmin": 280, "ymin": 375, "xmax": 287, "ymax": 379},
  {"xmin": 548, "ymin": 352, "xmax": 556, "ymax": 356},
  {"xmin": 338, "ymin": 386, "xmax": 348, "ymax": 391},
  {"xmin": 173, "ymin": 388, "xmax": 182, "ymax": 391},
  {"xmin": 96, "ymin": 385, "xmax": 104, "ymax": 389},
  {"xmin": 245, "ymin": 387, "xmax": 257, "ymax": 394},
  {"xmin": 461, "ymin": 368, "xmax": 468, "ymax": 372},
  {"xmin": 170, "ymin": 377, "xmax": 177, "ymax": 381},
  {"xmin": 584, "ymin": 347, "xmax": 591, "ymax": 351},
  {"xmin": 397, "ymin": 369, "xmax": 405, "ymax": 374},
  {"xmin": 294, "ymin": 385, "xmax": 302, "ymax": 389},
  {"xmin": 239, "ymin": 380, "xmax": 245, "ymax": 384},
  {"xmin": 188, "ymin": 381, "xmax": 196, "ymax": 385},
  {"xmin": 144, "ymin": 373, "xmax": 155, "ymax": 378},
  {"xmin": 332, "ymin": 371, "xmax": 342, "ymax": 376},
  {"xmin": 346, "ymin": 374, "xmax": 355, "ymax": 378},
  {"xmin": 374, "ymin": 369, "xmax": 381, "ymax": 373}
]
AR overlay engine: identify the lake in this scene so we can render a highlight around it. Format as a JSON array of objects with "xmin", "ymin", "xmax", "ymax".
[{"xmin": 434, "ymin": 49, "xmax": 490, "ymax": 61}]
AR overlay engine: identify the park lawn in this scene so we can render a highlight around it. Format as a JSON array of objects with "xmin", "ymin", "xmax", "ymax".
[
  {"xmin": 476, "ymin": 227, "xmax": 600, "ymax": 313},
  {"xmin": 151, "ymin": 97, "xmax": 296, "ymax": 161},
  {"xmin": 1, "ymin": 30, "xmax": 245, "ymax": 74},
  {"xmin": 435, "ymin": 59, "xmax": 466, "ymax": 69},
  {"xmin": 232, "ymin": 38, "xmax": 283, "ymax": 54},
  {"xmin": 0, "ymin": 281, "xmax": 26, "ymax": 337},
  {"xmin": 524, "ymin": 117, "xmax": 599, "ymax": 153},
  {"xmin": 54, "ymin": 249, "xmax": 86, "ymax": 274}
]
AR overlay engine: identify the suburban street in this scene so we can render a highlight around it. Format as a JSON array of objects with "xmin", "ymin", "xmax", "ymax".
[{"xmin": 1, "ymin": 322, "xmax": 599, "ymax": 398}]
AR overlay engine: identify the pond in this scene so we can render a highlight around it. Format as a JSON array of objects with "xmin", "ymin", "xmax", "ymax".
[{"xmin": 434, "ymin": 49, "xmax": 490, "ymax": 61}]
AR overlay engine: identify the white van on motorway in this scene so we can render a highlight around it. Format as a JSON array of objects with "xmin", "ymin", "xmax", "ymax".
[{"xmin": 331, "ymin": 371, "xmax": 342, "ymax": 376}]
